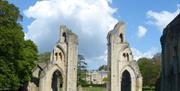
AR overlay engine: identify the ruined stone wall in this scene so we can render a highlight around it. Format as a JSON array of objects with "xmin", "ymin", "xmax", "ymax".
[
  {"xmin": 107, "ymin": 21, "xmax": 142, "ymax": 91},
  {"xmin": 160, "ymin": 14, "xmax": 180, "ymax": 91},
  {"xmin": 28, "ymin": 25, "xmax": 78, "ymax": 91}
]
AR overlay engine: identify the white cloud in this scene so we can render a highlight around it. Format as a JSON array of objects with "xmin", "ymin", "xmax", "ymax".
[
  {"xmin": 86, "ymin": 50, "xmax": 107, "ymax": 70},
  {"xmin": 137, "ymin": 26, "xmax": 147, "ymax": 38},
  {"xmin": 131, "ymin": 47, "xmax": 159, "ymax": 60},
  {"xmin": 24, "ymin": 0, "xmax": 118, "ymax": 61},
  {"xmin": 95, "ymin": 50, "xmax": 107, "ymax": 62},
  {"xmin": 147, "ymin": 4, "xmax": 180, "ymax": 31}
]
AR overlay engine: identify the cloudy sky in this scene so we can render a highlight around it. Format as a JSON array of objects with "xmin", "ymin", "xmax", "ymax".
[{"xmin": 9, "ymin": 0, "xmax": 180, "ymax": 69}]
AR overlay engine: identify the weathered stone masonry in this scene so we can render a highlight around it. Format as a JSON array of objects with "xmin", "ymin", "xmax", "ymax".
[
  {"xmin": 107, "ymin": 21, "xmax": 142, "ymax": 91},
  {"xmin": 27, "ymin": 25, "xmax": 78, "ymax": 91},
  {"xmin": 160, "ymin": 14, "xmax": 180, "ymax": 91},
  {"xmin": 27, "ymin": 21, "xmax": 143, "ymax": 91}
]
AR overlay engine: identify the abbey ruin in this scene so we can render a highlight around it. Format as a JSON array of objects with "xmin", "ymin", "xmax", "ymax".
[
  {"xmin": 159, "ymin": 14, "xmax": 180, "ymax": 91},
  {"xmin": 27, "ymin": 21, "xmax": 143, "ymax": 91},
  {"xmin": 107, "ymin": 22, "xmax": 142, "ymax": 91},
  {"xmin": 2, "ymin": 1, "xmax": 180, "ymax": 91},
  {"xmin": 27, "ymin": 25, "xmax": 78, "ymax": 91}
]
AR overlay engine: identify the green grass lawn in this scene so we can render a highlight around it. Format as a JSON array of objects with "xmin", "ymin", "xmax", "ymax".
[
  {"xmin": 81, "ymin": 86, "xmax": 155, "ymax": 91},
  {"xmin": 143, "ymin": 86, "xmax": 155, "ymax": 91},
  {"xmin": 82, "ymin": 87, "xmax": 106, "ymax": 91}
]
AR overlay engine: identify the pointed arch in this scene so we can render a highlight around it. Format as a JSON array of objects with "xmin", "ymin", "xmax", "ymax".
[
  {"xmin": 119, "ymin": 66, "xmax": 137, "ymax": 91},
  {"xmin": 121, "ymin": 70, "xmax": 131, "ymax": 91},
  {"xmin": 39, "ymin": 65, "xmax": 65, "ymax": 91},
  {"xmin": 51, "ymin": 70, "xmax": 63, "ymax": 91},
  {"xmin": 119, "ymin": 33, "xmax": 123, "ymax": 42}
]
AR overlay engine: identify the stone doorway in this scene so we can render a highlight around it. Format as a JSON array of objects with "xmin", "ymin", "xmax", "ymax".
[
  {"xmin": 121, "ymin": 70, "xmax": 131, "ymax": 91},
  {"xmin": 51, "ymin": 70, "xmax": 63, "ymax": 91}
]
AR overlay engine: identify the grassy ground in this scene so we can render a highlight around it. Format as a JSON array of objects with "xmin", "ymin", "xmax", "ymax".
[
  {"xmin": 81, "ymin": 87, "xmax": 155, "ymax": 91},
  {"xmin": 143, "ymin": 86, "xmax": 155, "ymax": 91},
  {"xmin": 82, "ymin": 87, "xmax": 106, "ymax": 91}
]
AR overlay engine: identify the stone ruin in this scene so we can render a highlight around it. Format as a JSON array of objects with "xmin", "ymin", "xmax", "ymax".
[
  {"xmin": 107, "ymin": 21, "xmax": 142, "ymax": 91},
  {"xmin": 27, "ymin": 25, "xmax": 78, "ymax": 91},
  {"xmin": 159, "ymin": 13, "xmax": 180, "ymax": 91},
  {"xmin": 27, "ymin": 21, "xmax": 143, "ymax": 91}
]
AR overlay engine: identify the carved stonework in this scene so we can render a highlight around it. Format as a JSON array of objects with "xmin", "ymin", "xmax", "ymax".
[
  {"xmin": 107, "ymin": 21, "xmax": 143, "ymax": 91},
  {"xmin": 27, "ymin": 25, "xmax": 78, "ymax": 91}
]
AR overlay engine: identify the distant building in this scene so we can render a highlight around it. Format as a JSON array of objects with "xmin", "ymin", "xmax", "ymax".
[{"xmin": 86, "ymin": 71, "xmax": 108, "ymax": 84}]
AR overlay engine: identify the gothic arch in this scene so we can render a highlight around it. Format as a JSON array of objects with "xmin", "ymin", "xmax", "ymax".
[
  {"xmin": 107, "ymin": 21, "xmax": 142, "ymax": 91},
  {"xmin": 39, "ymin": 65, "xmax": 65, "ymax": 91},
  {"xmin": 119, "ymin": 66, "xmax": 136, "ymax": 91},
  {"xmin": 121, "ymin": 70, "xmax": 131, "ymax": 91},
  {"xmin": 28, "ymin": 25, "xmax": 78, "ymax": 91},
  {"xmin": 120, "ymin": 66, "xmax": 136, "ymax": 80},
  {"xmin": 51, "ymin": 70, "xmax": 63, "ymax": 91}
]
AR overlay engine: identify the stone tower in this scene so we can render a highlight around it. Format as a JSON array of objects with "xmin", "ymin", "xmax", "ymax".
[
  {"xmin": 28, "ymin": 25, "xmax": 78, "ymax": 91},
  {"xmin": 107, "ymin": 21, "xmax": 142, "ymax": 91}
]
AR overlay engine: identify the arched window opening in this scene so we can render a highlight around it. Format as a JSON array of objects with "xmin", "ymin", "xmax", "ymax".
[
  {"xmin": 123, "ymin": 53, "xmax": 126, "ymax": 57},
  {"xmin": 121, "ymin": 70, "xmax": 131, "ymax": 91},
  {"xmin": 119, "ymin": 33, "xmax": 123, "ymax": 43},
  {"xmin": 59, "ymin": 52, "xmax": 62, "ymax": 61},
  {"xmin": 51, "ymin": 70, "xmax": 63, "ymax": 91},
  {"xmin": 127, "ymin": 53, "xmax": 129, "ymax": 61},
  {"xmin": 55, "ymin": 53, "xmax": 58, "ymax": 61},
  {"xmin": 62, "ymin": 32, "xmax": 67, "ymax": 42}
]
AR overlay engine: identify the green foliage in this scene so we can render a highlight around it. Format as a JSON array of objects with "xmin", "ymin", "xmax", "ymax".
[
  {"xmin": 138, "ymin": 53, "xmax": 161, "ymax": 87},
  {"xmin": 102, "ymin": 77, "xmax": 108, "ymax": 82},
  {"xmin": 77, "ymin": 54, "xmax": 88, "ymax": 86},
  {"xmin": 0, "ymin": 1, "xmax": 38, "ymax": 90},
  {"xmin": 38, "ymin": 52, "xmax": 51, "ymax": 63},
  {"xmin": 98, "ymin": 65, "xmax": 107, "ymax": 71}
]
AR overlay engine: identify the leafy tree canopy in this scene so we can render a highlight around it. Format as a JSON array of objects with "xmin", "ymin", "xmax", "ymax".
[
  {"xmin": 98, "ymin": 65, "xmax": 107, "ymax": 71},
  {"xmin": 0, "ymin": 1, "xmax": 38, "ymax": 90},
  {"xmin": 138, "ymin": 53, "xmax": 161, "ymax": 87}
]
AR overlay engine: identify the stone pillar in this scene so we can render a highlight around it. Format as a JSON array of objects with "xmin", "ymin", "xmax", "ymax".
[
  {"xmin": 137, "ymin": 77, "xmax": 143, "ymax": 91},
  {"xmin": 107, "ymin": 21, "xmax": 143, "ymax": 91},
  {"xmin": 66, "ymin": 30, "xmax": 78, "ymax": 91}
]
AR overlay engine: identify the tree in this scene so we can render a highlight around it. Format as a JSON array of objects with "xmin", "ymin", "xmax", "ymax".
[
  {"xmin": 77, "ymin": 54, "xmax": 88, "ymax": 86},
  {"xmin": 138, "ymin": 58, "xmax": 152, "ymax": 86},
  {"xmin": 98, "ymin": 65, "xmax": 107, "ymax": 71},
  {"xmin": 0, "ymin": 1, "xmax": 38, "ymax": 90},
  {"xmin": 138, "ymin": 53, "xmax": 161, "ymax": 87},
  {"xmin": 102, "ymin": 77, "xmax": 108, "ymax": 83},
  {"xmin": 38, "ymin": 52, "xmax": 51, "ymax": 63}
]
